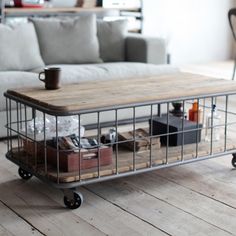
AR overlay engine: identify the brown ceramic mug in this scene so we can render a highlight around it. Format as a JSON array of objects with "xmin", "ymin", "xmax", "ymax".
[{"xmin": 39, "ymin": 67, "xmax": 61, "ymax": 90}]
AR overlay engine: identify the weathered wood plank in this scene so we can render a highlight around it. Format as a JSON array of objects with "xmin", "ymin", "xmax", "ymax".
[
  {"xmin": 0, "ymin": 179, "xmax": 106, "ymax": 236},
  {"xmin": 0, "ymin": 225, "xmax": 13, "ymax": 236},
  {"xmin": 0, "ymin": 143, "xmax": 236, "ymax": 235},
  {"xmin": 0, "ymin": 201, "xmax": 42, "ymax": 236},
  {"xmin": 0, "ymin": 143, "xmax": 168, "ymax": 236},
  {"xmin": 155, "ymin": 155, "xmax": 236, "ymax": 209},
  {"xmin": 3, "ymin": 139, "xmax": 236, "ymax": 236},
  {"xmin": 0, "ymin": 144, "xmax": 168, "ymax": 236},
  {"xmin": 9, "ymin": 138, "xmax": 236, "ymax": 183},
  {"xmin": 122, "ymin": 171, "xmax": 236, "ymax": 234},
  {"xmin": 86, "ymin": 180, "xmax": 232, "ymax": 236},
  {"xmin": 29, "ymin": 179, "xmax": 168, "ymax": 236},
  {"xmin": 0, "ymin": 160, "xmax": 106, "ymax": 236},
  {"xmin": 6, "ymin": 73, "xmax": 236, "ymax": 114}
]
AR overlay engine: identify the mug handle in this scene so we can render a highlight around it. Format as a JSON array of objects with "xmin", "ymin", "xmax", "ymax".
[{"xmin": 39, "ymin": 72, "xmax": 45, "ymax": 83}]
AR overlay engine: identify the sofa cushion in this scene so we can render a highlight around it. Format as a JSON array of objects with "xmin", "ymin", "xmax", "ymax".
[
  {"xmin": 30, "ymin": 15, "xmax": 101, "ymax": 65},
  {"xmin": 0, "ymin": 23, "xmax": 45, "ymax": 71},
  {"xmin": 97, "ymin": 20, "xmax": 128, "ymax": 62},
  {"xmin": 43, "ymin": 62, "xmax": 179, "ymax": 84}
]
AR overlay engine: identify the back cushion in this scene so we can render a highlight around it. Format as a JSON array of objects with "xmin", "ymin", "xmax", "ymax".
[
  {"xmin": 97, "ymin": 20, "xmax": 128, "ymax": 62},
  {"xmin": 30, "ymin": 15, "xmax": 102, "ymax": 65},
  {"xmin": 0, "ymin": 23, "xmax": 45, "ymax": 71}
]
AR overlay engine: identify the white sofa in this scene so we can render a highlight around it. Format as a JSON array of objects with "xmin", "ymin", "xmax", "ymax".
[{"xmin": 0, "ymin": 15, "xmax": 178, "ymax": 137}]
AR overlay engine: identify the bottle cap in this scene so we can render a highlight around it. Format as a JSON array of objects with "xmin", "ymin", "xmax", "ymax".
[
  {"xmin": 193, "ymin": 101, "xmax": 198, "ymax": 111},
  {"xmin": 212, "ymin": 104, "xmax": 216, "ymax": 111}
]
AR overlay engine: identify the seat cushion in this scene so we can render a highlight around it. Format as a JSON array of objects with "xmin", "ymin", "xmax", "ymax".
[
  {"xmin": 30, "ymin": 15, "xmax": 102, "ymax": 65},
  {"xmin": 0, "ymin": 23, "xmax": 45, "ymax": 71},
  {"xmin": 97, "ymin": 20, "xmax": 128, "ymax": 62},
  {"xmin": 44, "ymin": 62, "xmax": 179, "ymax": 84}
]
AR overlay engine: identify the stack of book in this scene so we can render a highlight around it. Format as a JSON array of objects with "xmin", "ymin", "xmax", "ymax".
[{"xmin": 102, "ymin": 0, "xmax": 141, "ymax": 9}]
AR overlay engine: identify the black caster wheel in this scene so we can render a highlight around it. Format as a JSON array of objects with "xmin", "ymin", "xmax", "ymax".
[
  {"xmin": 232, "ymin": 154, "xmax": 236, "ymax": 168},
  {"xmin": 64, "ymin": 192, "xmax": 83, "ymax": 209},
  {"xmin": 18, "ymin": 167, "xmax": 33, "ymax": 180}
]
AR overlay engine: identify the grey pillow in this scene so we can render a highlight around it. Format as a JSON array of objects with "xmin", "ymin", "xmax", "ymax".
[
  {"xmin": 30, "ymin": 15, "xmax": 102, "ymax": 65},
  {"xmin": 0, "ymin": 23, "xmax": 45, "ymax": 71},
  {"xmin": 97, "ymin": 20, "xmax": 128, "ymax": 62}
]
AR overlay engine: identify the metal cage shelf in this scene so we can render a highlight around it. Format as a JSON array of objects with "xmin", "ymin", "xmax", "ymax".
[{"xmin": 4, "ymin": 89, "xmax": 236, "ymax": 209}]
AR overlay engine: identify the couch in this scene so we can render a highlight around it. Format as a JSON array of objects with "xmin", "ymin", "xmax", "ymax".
[{"xmin": 0, "ymin": 14, "xmax": 178, "ymax": 138}]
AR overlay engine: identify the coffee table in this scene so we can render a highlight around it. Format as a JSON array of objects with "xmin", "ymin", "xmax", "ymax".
[{"xmin": 4, "ymin": 72, "xmax": 236, "ymax": 209}]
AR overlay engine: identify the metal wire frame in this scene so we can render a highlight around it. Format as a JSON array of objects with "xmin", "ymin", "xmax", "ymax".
[
  {"xmin": 4, "ymin": 92, "xmax": 236, "ymax": 190},
  {"xmin": 97, "ymin": 112, "xmax": 101, "ymax": 178}
]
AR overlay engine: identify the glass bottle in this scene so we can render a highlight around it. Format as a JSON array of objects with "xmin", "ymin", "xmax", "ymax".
[
  {"xmin": 205, "ymin": 104, "xmax": 221, "ymax": 142},
  {"xmin": 188, "ymin": 101, "xmax": 202, "ymax": 123}
]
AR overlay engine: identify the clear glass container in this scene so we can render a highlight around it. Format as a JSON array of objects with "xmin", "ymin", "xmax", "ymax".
[{"xmin": 205, "ymin": 105, "xmax": 221, "ymax": 142}]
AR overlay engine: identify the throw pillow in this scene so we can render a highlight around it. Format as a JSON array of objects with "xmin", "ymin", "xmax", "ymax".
[
  {"xmin": 97, "ymin": 19, "xmax": 128, "ymax": 62},
  {"xmin": 30, "ymin": 15, "xmax": 102, "ymax": 65},
  {"xmin": 0, "ymin": 23, "xmax": 45, "ymax": 71}
]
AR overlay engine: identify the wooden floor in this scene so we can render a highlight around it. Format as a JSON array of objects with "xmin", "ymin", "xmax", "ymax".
[
  {"xmin": 1, "ymin": 61, "xmax": 236, "ymax": 236},
  {"xmin": 180, "ymin": 60, "xmax": 234, "ymax": 80}
]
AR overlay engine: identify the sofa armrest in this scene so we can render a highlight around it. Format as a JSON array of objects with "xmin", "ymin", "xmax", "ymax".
[{"xmin": 125, "ymin": 35, "xmax": 167, "ymax": 64}]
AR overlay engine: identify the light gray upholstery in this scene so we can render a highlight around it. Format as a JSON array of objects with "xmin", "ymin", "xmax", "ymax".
[
  {"xmin": 0, "ymin": 23, "xmax": 45, "ymax": 71},
  {"xmin": 30, "ymin": 15, "xmax": 102, "ymax": 65},
  {"xmin": 45, "ymin": 62, "xmax": 178, "ymax": 84},
  {"xmin": 97, "ymin": 20, "xmax": 128, "ymax": 62},
  {"xmin": 126, "ymin": 35, "xmax": 167, "ymax": 65}
]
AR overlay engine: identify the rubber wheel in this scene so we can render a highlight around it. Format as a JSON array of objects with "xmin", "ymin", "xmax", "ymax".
[
  {"xmin": 64, "ymin": 192, "xmax": 83, "ymax": 209},
  {"xmin": 18, "ymin": 167, "xmax": 33, "ymax": 180},
  {"xmin": 232, "ymin": 154, "xmax": 236, "ymax": 168}
]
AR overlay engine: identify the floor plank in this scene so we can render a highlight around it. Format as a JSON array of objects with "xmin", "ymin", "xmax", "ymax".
[
  {"xmin": 180, "ymin": 61, "xmax": 234, "ymax": 80},
  {"xmin": 122, "ymin": 170, "xmax": 236, "ymax": 234},
  {"xmin": 30, "ymin": 179, "xmax": 168, "ymax": 236},
  {"xmin": 1, "ymin": 145, "xmax": 236, "ymax": 235},
  {"xmin": 85, "ymin": 180, "xmax": 232, "ymax": 236},
  {"xmin": 155, "ymin": 155, "xmax": 236, "ymax": 209},
  {"xmin": 0, "ymin": 201, "xmax": 42, "ymax": 236},
  {"xmin": 0, "ymin": 150, "xmax": 106, "ymax": 236},
  {"xmin": 0, "ymin": 142, "xmax": 168, "ymax": 236},
  {"xmin": 0, "ymin": 226, "xmax": 13, "ymax": 236}
]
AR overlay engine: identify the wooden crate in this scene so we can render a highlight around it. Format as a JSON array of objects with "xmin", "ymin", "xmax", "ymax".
[
  {"xmin": 118, "ymin": 128, "xmax": 160, "ymax": 152},
  {"xmin": 22, "ymin": 139, "xmax": 113, "ymax": 172}
]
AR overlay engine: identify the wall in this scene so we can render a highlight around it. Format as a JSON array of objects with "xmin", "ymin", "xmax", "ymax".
[{"xmin": 142, "ymin": 0, "xmax": 235, "ymax": 66}]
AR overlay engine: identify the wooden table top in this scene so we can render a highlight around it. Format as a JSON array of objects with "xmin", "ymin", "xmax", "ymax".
[{"xmin": 5, "ymin": 73, "xmax": 236, "ymax": 115}]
